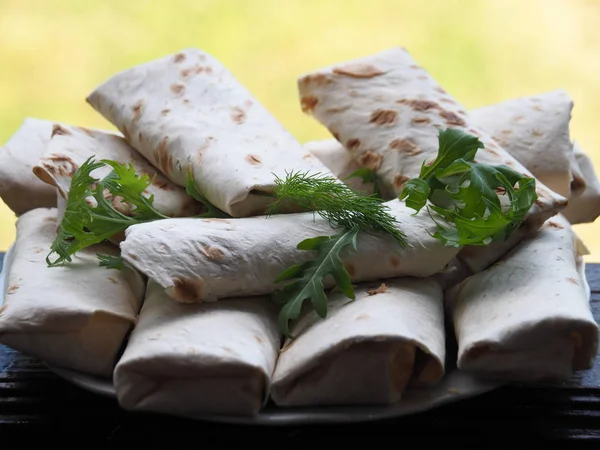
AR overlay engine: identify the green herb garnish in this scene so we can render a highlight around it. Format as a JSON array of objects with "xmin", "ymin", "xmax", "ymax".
[
  {"xmin": 97, "ymin": 254, "xmax": 125, "ymax": 270},
  {"xmin": 267, "ymin": 171, "xmax": 407, "ymax": 337},
  {"xmin": 399, "ymin": 128, "xmax": 538, "ymax": 247},
  {"xmin": 46, "ymin": 157, "xmax": 167, "ymax": 267},
  {"xmin": 273, "ymin": 231, "xmax": 359, "ymax": 337},
  {"xmin": 184, "ymin": 169, "xmax": 230, "ymax": 218},
  {"xmin": 46, "ymin": 128, "xmax": 536, "ymax": 338},
  {"xmin": 46, "ymin": 156, "xmax": 224, "ymax": 267},
  {"xmin": 267, "ymin": 171, "xmax": 406, "ymax": 245},
  {"xmin": 345, "ymin": 167, "xmax": 382, "ymax": 198}
]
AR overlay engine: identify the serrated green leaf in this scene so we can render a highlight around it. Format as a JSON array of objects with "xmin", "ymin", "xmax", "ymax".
[
  {"xmin": 46, "ymin": 157, "xmax": 170, "ymax": 267},
  {"xmin": 514, "ymin": 178, "xmax": 537, "ymax": 214},
  {"xmin": 46, "ymin": 157, "xmax": 231, "ymax": 268},
  {"xmin": 310, "ymin": 287, "xmax": 329, "ymax": 318},
  {"xmin": 418, "ymin": 128, "xmax": 484, "ymax": 180},
  {"xmin": 97, "ymin": 254, "xmax": 125, "ymax": 270},
  {"xmin": 274, "ymin": 229, "xmax": 359, "ymax": 337},
  {"xmin": 271, "ymin": 288, "xmax": 293, "ymax": 305},
  {"xmin": 297, "ymin": 235, "xmax": 331, "ymax": 250},
  {"xmin": 435, "ymin": 159, "xmax": 471, "ymax": 180},
  {"xmin": 399, "ymin": 178, "xmax": 431, "ymax": 213},
  {"xmin": 273, "ymin": 263, "xmax": 305, "ymax": 283},
  {"xmin": 399, "ymin": 128, "xmax": 537, "ymax": 248}
]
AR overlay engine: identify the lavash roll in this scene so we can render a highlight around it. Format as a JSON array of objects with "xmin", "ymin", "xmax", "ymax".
[
  {"xmin": 297, "ymin": 48, "xmax": 567, "ymax": 274},
  {"xmin": 0, "ymin": 118, "xmax": 58, "ymax": 214},
  {"xmin": 563, "ymin": 141, "xmax": 600, "ymax": 224},
  {"xmin": 469, "ymin": 89, "xmax": 574, "ymax": 198},
  {"xmin": 113, "ymin": 280, "xmax": 281, "ymax": 417},
  {"xmin": 86, "ymin": 47, "xmax": 335, "ymax": 218},
  {"xmin": 305, "ymin": 90, "xmax": 575, "ymax": 199},
  {"xmin": 56, "ymin": 188, "xmax": 67, "ymax": 224},
  {"xmin": 119, "ymin": 200, "xmax": 460, "ymax": 303},
  {"xmin": 0, "ymin": 207, "xmax": 146, "ymax": 377},
  {"xmin": 446, "ymin": 214, "xmax": 599, "ymax": 381},
  {"xmin": 271, "ymin": 278, "xmax": 445, "ymax": 406},
  {"xmin": 33, "ymin": 123, "xmax": 202, "ymax": 218},
  {"xmin": 303, "ymin": 139, "xmax": 371, "ymax": 194},
  {"xmin": 567, "ymin": 142, "xmax": 589, "ymax": 200}
]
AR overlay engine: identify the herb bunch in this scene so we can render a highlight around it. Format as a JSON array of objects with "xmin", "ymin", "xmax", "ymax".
[
  {"xmin": 267, "ymin": 172, "xmax": 407, "ymax": 336},
  {"xmin": 399, "ymin": 128, "xmax": 537, "ymax": 247},
  {"xmin": 46, "ymin": 157, "xmax": 225, "ymax": 267}
]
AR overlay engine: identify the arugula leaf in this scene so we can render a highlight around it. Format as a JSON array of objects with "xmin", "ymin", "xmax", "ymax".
[
  {"xmin": 345, "ymin": 167, "xmax": 383, "ymax": 198},
  {"xmin": 399, "ymin": 128, "xmax": 538, "ymax": 247},
  {"xmin": 268, "ymin": 171, "xmax": 410, "ymax": 336},
  {"xmin": 416, "ymin": 128, "xmax": 484, "ymax": 181},
  {"xmin": 272, "ymin": 229, "xmax": 359, "ymax": 337},
  {"xmin": 46, "ymin": 156, "xmax": 169, "ymax": 267},
  {"xmin": 97, "ymin": 254, "xmax": 125, "ymax": 269}
]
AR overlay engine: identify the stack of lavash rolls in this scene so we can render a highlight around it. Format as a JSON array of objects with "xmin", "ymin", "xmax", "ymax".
[{"xmin": 0, "ymin": 47, "xmax": 597, "ymax": 418}]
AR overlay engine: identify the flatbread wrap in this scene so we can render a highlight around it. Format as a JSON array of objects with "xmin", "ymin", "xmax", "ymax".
[
  {"xmin": 113, "ymin": 280, "xmax": 281, "ymax": 417},
  {"xmin": 0, "ymin": 207, "xmax": 146, "ymax": 377},
  {"xmin": 305, "ymin": 90, "xmax": 575, "ymax": 199},
  {"xmin": 0, "ymin": 118, "xmax": 58, "ymax": 214},
  {"xmin": 297, "ymin": 47, "xmax": 567, "ymax": 273},
  {"xmin": 119, "ymin": 200, "xmax": 460, "ymax": 303},
  {"xmin": 86, "ymin": 47, "xmax": 334, "ymax": 217},
  {"xmin": 445, "ymin": 214, "xmax": 599, "ymax": 381},
  {"xmin": 33, "ymin": 123, "xmax": 202, "ymax": 218},
  {"xmin": 563, "ymin": 141, "xmax": 600, "ymax": 224},
  {"xmin": 56, "ymin": 187, "xmax": 67, "ymax": 223},
  {"xmin": 303, "ymin": 139, "xmax": 369, "ymax": 194},
  {"xmin": 271, "ymin": 278, "xmax": 445, "ymax": 406},
  {"xmin": 469, "ymin": 89, "xmax": 574, "ymax": 198}
]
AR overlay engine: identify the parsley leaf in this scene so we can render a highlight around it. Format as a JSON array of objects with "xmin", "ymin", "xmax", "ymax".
[
  {"xmin": 46, "ymin": 157, "xmax": 228, "ymax": 268},
  {"xmin": 46, "ymin": 157, "xmax": 168, "ymax": 267},
  {"xmin": 399, "ymin": 128, "xmax": 538, "ymax": 247}
]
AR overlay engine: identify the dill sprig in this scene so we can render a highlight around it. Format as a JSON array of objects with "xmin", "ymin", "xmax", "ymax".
[{"xmin": 267, "ymin": 171, "xmax": 407, "ymax": 247}]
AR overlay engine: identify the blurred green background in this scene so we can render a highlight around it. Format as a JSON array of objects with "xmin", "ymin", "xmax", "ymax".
[{"xmin": 1, "ymin": 0, "xmax": 600, "ymax": 259}]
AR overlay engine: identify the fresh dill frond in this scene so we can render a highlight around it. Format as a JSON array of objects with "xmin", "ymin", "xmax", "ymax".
[{"xmin": 268, "ymin": 170, "xmax": 407, "ymax": 247}]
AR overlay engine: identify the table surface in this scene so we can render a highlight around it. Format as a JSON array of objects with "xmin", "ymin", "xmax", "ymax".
[{"xmin": 1, "ymin": 253, "xmax": 599, "ymax": 444}]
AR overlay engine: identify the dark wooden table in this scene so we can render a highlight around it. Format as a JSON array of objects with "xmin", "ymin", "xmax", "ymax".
[{"xmin": 1, "ymin": 253, "xmax": 599, "ymax": 445}]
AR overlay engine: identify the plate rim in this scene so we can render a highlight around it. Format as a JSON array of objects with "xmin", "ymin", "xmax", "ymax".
[{"xmin": 43, "ymin": 361, "xmax": 501, "ymax": 425}]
